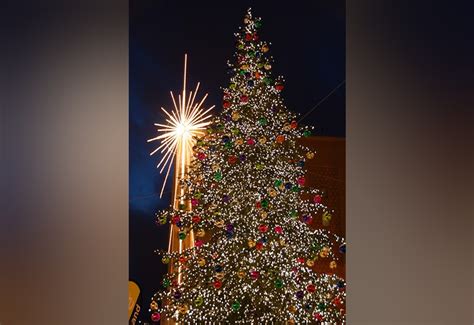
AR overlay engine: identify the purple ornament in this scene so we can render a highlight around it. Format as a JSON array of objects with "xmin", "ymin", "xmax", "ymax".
[
  {"xmin": 239, "ymin": 154, "xmax": 246, "ymax": 162},
  {"xmin": 296, "ymin": 290, "xmax": 304, "ymax": 299},
  {"xmin": 173, "ymin": 290, "xmax": 182, "ymax": 300},
  {"xmin": 223, "ymin": 195, "xmax": 231, "ymax": 203},
  {"xmin": 226, "ymin": 223, "xmax": 234, "ymax": 231}
]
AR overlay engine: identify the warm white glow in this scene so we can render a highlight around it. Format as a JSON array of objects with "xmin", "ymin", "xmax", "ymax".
[{"xmin": 148, "ymin": 54, "xmax": 214, "ymax": 199}]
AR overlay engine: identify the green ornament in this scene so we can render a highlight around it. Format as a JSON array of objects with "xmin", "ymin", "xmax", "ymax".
[
  {"xmin": 261, "ymin": 199, "xmax": 269, "ymax": 208},
  {"xmin": 161, "ymin": 256, "xmax": 170, "ymax": 264},
  {"xmin": 264, "ymin": 77, "xmax": 273, "ymax": 85},
  {"xmin": 303, "ymin": 130, "xmax": 312, "ymax": 137},
  {"xmin": 312, "ymin": 243, "xmax": 322, "ymax": 251},
  {"xmin": 231, "ymin": 128, "xmax": 240, "ymax": 135},
  {"xmin": 318, "ymin": 302, "xmax": 326, "ymax": 311},
  {"xmin": 162, "ymin": 278, "xmax": 170, "ymax": 288},
  {"xmin": 214, "ymin": 171, "xmax": 223, "ymax": 181},
  {"xmin": 178, "ymin": 231, "xmax": 186, "ymax": 240},
  {"xmin": 229, "ymin": 83, "xmax": 237, "ymax": 89},
  {"xmin": 217, "ymin": 124, "xmax": 225, "ymax": 131},
  {"xmin": 255, "ymin": 163, "xmax": 264, "ymax": 170},
  {"xmin": 290, "ymin": 210, "xmax": 298, "ymax": 218},
  {"xmin": 248, "ymin": 51, "xmax": 255, "ymax": 57},
  {"xmin": 224, "ymin": 142, "xmax": 233, "ymax": 149},
  {"xmin": 194, "ymin": 191, "xmax": 203, "ymax": 199},
  {"xmin": 194, "ymin": 296, "xmax": 204, "ymax": 307},
  {"xmin": 238, "ymin": 43, "xmax": 244, "ymax": 50},
  {"xmin": 274, "ymin": 279, "xmax": 283, "ymax": 288},
  {"xmin": 274, "ymin": 179, "xmax": 283, "ymax": 187},
  {"xmin": 197, "ymin": 139, "xmax": 204, "ymax": 146},
  {"xmin": 258, "ymin": 118, "xmax": 267, "ymax": 126},
  {"xmin": 206, "ymin": 127, "xmax": 214, "ymax": 134},
  {"xmin": 232, "ymin": 301, "xmax": 241, "ymax": 311},
  {"xmin": 178, "ymin": 204, "xmax": 185, "ymax": 210},
  {"xmin": 255, "ymin": 20, "xmax": 262, "ymax": 28},
  {"xmin": 257, "ymin": 63, "xmax": 264, "ymax": 68},
  {"xmin": 291, "ymin": 185, "xmax": 300, "ymax": 192},
  {"xmin": 239, "ymin": 69, "xmax": 246, "ymax": 75}
]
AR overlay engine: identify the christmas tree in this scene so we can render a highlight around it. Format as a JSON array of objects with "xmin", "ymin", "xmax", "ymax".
[{"xmin": 150, "ymin": 8, "xmax": 346, "ymax": 324}]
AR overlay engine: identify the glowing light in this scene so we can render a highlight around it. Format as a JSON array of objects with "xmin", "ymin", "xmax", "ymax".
[{"xmin": 148, "ymin": 54, "xmax": 214, "ymax": 198}]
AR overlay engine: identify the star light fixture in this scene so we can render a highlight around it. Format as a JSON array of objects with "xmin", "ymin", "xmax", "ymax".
[{"xmin": 148, "ymin": 54, "xmax": 214, "ymax": 199}]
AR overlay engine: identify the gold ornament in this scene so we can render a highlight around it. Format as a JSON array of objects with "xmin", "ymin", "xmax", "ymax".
[
  {"xmin": 258, "ymin": 136, "xmax": 267, "ymax": 144},
  {"xmin": 150, "ymin": 301, "xmax": 158, "ymax": 310},
  {"xmin": 214, "ymin": 220, "xmax": 225, "ymax": 228},
  {"xmin": 288, "ymin": 305, "xmax": 296, "ymax": 313},
  {"xmin": 329, "ymin": 261, "xmax": 337, "ymax": 269},
  {"xmin": 248, "ymin": 239, "xmax": 256, "ymax": 248},
  {"xmin": 212, "ymin": 164, "xmax": 220, "ymax": 171},
  {"xmin": 264, "ymin": 64, "xmax": 272, "ymax": 70},
  {"xmin": 178, "ymin": 304, "xmax": 189, "ymax": 314},
  {"xmin": 306, "ymin": 151, "xmax": 315, "ymax": 159},
  {"xmin": 322, "ymin": 211, "xmax": 332, "ymax": 226},
  {"xmin": 235, "ymin": 138, "xmax": 244, "ymax": 146},
  {"xmin": 279, "ymin": 238, "xmax": 286, "ymax": 246},
  {"xmin": 241, "ymin": 64, "xmax": 249, "ymax": 70},
  {"xmin": 287, "ymin": 319, "xmax": 295, "ymax": 325},
  {"xmin": 232, "ymin": 111, "xmax": 240, "ymax": 121},
  {"xmin": 215, "ymin": 272, "xmax": 225, "ymax": 279},
  {"xmin": 237, "ymin": 270, "xmax": 246, "ymax": 278},
  {"xmin": 320, "ymin": 247, "xmax": 330, "ymax": 258},
  {"xmin": 196, "ymin": 229, "xmax": 206, "ymax": 237},
  {"xmin": 306, "ymin": 259, "xmax": 315, "ymax": 267},
  {"xmin": 197, "ymin": 258, "xmax": 206, "ymax": 266},
  {"xmin": 260, "ymin": 210, "xmax": 268, "ymax": 219},
  {"xmin": 262, "ymin": 45, "xmax": 269, "ymax": 53},
  {"xmin": 268, "ymin": 188, "xmax": 277, "ymax": 197},
  {"xmin": 282, "ymin": 123, "xmax": 291, "ymax": 132}
]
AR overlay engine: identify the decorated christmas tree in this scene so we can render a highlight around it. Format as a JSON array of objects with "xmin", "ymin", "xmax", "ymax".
[{"xmin": 150, "ymin": 8, "xmax": 346, "ymax": 324}]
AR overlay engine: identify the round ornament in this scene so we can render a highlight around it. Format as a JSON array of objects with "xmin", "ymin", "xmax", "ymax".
[
  {"xmin": 268, "ymin": 188, "xmax": 277, "ymax": 197},
  {"xmin": 261, "ymin": 44, "xmax": 269, "ymax": 52},
  {"xmin": 276, "ymin": 135, "xmax": 285, "ymax": 143},
  {"xmin": 192, "ymin": 215, "xmax": 201, "ymax": 223},
  {"xmin": 274, "ymin": 179, "xmax": 283, "ymax": 187},
  {"xmin": 274, "ymin": 278, "xmax": 283, "ymax": 288},
  {"xmin": 237, "ymin": 270, "xmax": 246, "ymax": 278},
  {"xmin": 306, "ymin": 151, "xmax": 315, "ymax": 159},
  {"xmin": 313, "ymin": 194, "xmax": 322, "ymax": 204},
  {"xmin": 197, "ymin": 258, "xmax": 206, "ymax": 266},
  {"xmin": 178, "ymin": 304, "xmax": 188, "ymax": 314},
  {"xmin": 260, "ymin": 210, "xmax": 268, "ymax": 219},
  {"xmin": 194, "ymin": 296, "xmax": 204, "ymax": 307},
  {"xmin": 214, "ymin": 171, "xmax": 223, "ymax": 181},
  {"xmin": 296, "ymin": 290, "xmax": 304, "ymax": 299},
  {"xmin": 258, "ymin": 117, "xmax": 268, "ymax": 126},
  {"xmin": 250, "ymin": 270, "xmax": 260, "ymax": 280},
  {"xmin": 258, "ymin": 136, "xmax": 267, "ymax": 144},
  {"xmin": 306, "ymin": 259, "xmax": 315, "ymax": 267},
  {"xmin": 290, "ymin": 120, "xmax": 298, "ymax": 129},
  {"xmin": 248, "ymin": 239, "xmax": 256, "ymax": 248},
  {"xmin": 196, "ymin": 229, "xmax": 205, "ymax": 237},
  {"xmin": 303, "ymin": 130, "xmax": 312, "ymax": 137},
  {"xmin": 150, "ymin": 300, "xmax": 159, "ymax": 310},
  {"xmin": 329, "ymin": 261, "xmax": 337, "ymax": 269},
  {"xmin": 151, "ymin": 312, "xmax": 161, "ymax": 322},
  {"xmin": 213, "ymin": 280, "xmax": 222, "ymax": 289},
  {"xmin": 232, "ymin": 301, "xmax": 241, "ymax": 311},
  {"xmin": 232, "ymin": 111, "xmax": 240, "ymax": 121},
  {"xmin": 307, "ymin": 284, "xmax": 316, "ymax": 293},
  {"xmin": 161, "ymin": 256, "xmax": 170, "ymax": 264},
  {"xmin": 178, "ymin": 231, "xmax": 186, "ymax": 240},
  {"xmin": 264, "ymin": 64, "xmax": 272, "ymax": 70},
  {"xmin": 274, "ymin": 225, "xmax": 283, "ymax": 234}
]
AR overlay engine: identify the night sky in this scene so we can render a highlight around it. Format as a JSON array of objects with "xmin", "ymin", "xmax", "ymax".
[{"xmin": 130, "ymin": 0, "xmax": 345, "ymax": 319}]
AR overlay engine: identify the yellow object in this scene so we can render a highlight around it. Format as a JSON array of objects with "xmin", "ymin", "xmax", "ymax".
[{"xmin": 128, "ymin": 281, "xmax": 140, "ymax": 320}]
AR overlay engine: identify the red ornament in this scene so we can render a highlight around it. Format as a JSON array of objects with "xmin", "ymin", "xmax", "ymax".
[
  {"xmin": 275, "ymin": 84, "xmax": 284, "ymax": 91},
  {"xmin": 297, "ymin": 257, "xmax": 305, "ymax": 264},
  {"xmin": 171, "ymin": 215, "xmax": 180, "ymax": 224},
  {"xmin": 255, "ymin": 201, "xmax": 262, "ymax": 209},
  {"xmin": 333, "ymin": 297, "xmax": 342, "ymax": 307},
  {"xmin": 297, "ymin": 177, "xmax": 305, "ymax": 186},
  {"xmin": 290, "ymin": 120, "xmax": 298, "ymax": 129},
  {"xmin": 195, "ymin": 239, "xmax": 203, "ymax": 247},
  {"xmin": 197, "ymin": 152, "xmax": 206, "ymax": 161},
  {"xmin": 258, "ymin": 224, "xmax": 268, "ymax": 233},
  {"xmin": 213, "ymin": 280, "xmax": 222, "ymax": 289},
  {"xmin": 151, "ymin": 312, "xmax": 161, "ymax": 322},
  {"xmin": 223, "ymin": 101, "xmax": 231, "ymax": 109},
  {"xmin": 250, "ymin": 270, "xmax": 260, "ymax": 280},
  {"xmin": 240, "ymin": 95, "xmax": 248, "ymax": 103},
  {"xmin": 245, "ymin": 33, "xmax": 253, "ymax": 41},
  {"xmin": 191, "ymin": 198, "xmax": 199, "ymax": 207},
  {"xmin": 192, "ymin": 215, "xmax": 201, "ymax": 223},
  {"xmin": 228, "ymin": 155, "xmax": 238, "ymax": 164},
  {"xmin": 314, "ymin": 195, "xmax": 322, "ymax": 204},
  {"xmin": 179, "ymin": 256, "xmax": 187, "ymax": 264},
  {"xmin": 314, "ymin": 313, "xmax": 323, "ymax": 321},
  {"xmin": 276, "ymin": 135, "xmax": 285, "ymax": 144},
  {"xmin": 307, "ymin": 284, "xmax": 316, "ymax": 293},
  {"xmin": 247, "ymin": 138, "xmax": 256, "ymax": 145},
  {"xmin": 274, "ymin": 225, "xmax": 283, "ymax": 234},
  {"xmin": 255, "ymin": 72, "xmax": 261, "ymax": 79},
  {"xmin": 253, "ymin": 33, "xmax": 259, "ymax": 41},
  {"xmin": 255, "ymin": 242, "xmax": 264, "ymax": 250}
]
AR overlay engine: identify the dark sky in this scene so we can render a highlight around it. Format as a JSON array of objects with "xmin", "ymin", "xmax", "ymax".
[{"xmin": 129, "ymin": 0, "xmax": 345, "ymax": 319}]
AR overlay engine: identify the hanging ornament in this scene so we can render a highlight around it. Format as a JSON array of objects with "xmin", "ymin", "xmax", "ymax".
[
  {"xmin": 306, "ymin": 259, "xmax": 315, "ymax": 267},
  {"xmin": 339, "ymin": 243, "xmax": 346, "ymax": 254},
  {"xmin": 178, "ymin": 256, "xmax": 187, "ymax": 264},
  {"xmin": 255, "ymin": 241, "xmax": 263, "ymax": 250},
  {"xmin": 330, "ymin": 261, "xmax": 337, "ymax": 269},
  {"xmin": 194, "ymin": 296, "xmax": 204, "ymax": 307},
  {"xmin": 235, "ymin": 138, "xmax": 244, "ymax": 146},
  {"xmin": 192, "ymin": 215, "xmax": 201, "ymax": 223},
  {"xmin": 320, "ymin": 247, "xmax": 330, "ymax": 258},
  {"xmin": 268, "ymin": 188, "xmax": 277, "ymax": 197},
  {"xmin": 260, "ymin": 210, "xmax": 268, "ymax": 219},
  {"xmin": 178, "ymin": 231, "xmax": 186, "ymax": 240},
  {"xmin": 274, "ymin": 179, "xmax": 282, "ymax": 187},
  {"xmin": 259, "ymin": 136, "xmax": 267, "ymax": 144},
  {"xmin": 276, "ymin": 134, "xmax": 285, "ymax": 144},
  {"xmin": 250, "ymin": 270, "xmax": 260, "ymax": 280},
  {"xmin": 245, "ymin": 33, "xmax": 253, "ymax": 41},
  {"xmin": 162, "ymin": 278, "xmax": 170, "ymax": 288},
  {"xmin": 232, "ymin": 300, "xmax": 241, "ymax": 311},
  {"xmin": 290, "ymin": 120, "xmax": 298, "ymax": 129},
  {"xmin": 261, "ymin": 199, "xmax": 269, "ymax": 208},
  {"xmin": 191, "ymin": 198, "xmax": 199, "ymax": 207},
  {"xmin": 228, "ymin": 155, "xmax": 238, "ymax": 164},
  {"xmin": 239, "ymin": 154, "xmax": 247, "ymax": 161},
  {"xmin": 297, "ymin": 177, "xmax": 305, "ymax": 186},
  {"xmin": 232, "ymin": 111, "xmax": 240, "ymax": 121},
  {"xmin": 247, "ymin": 138, "xmax": 256, "ymax": 145},
  {"xmin": 213, "ymin": 280, "xmax": 223, "ymax": 289},
  {"xmin": 274, "ymin": 225, "xmax": 283, "ymax": 234},
  {"xmin": 178, "ymin": 304, "xmax": 189, "ymax": 314},
  {"xmin": 150, "ymin": 300, "xmax": 159, "ymax": 310},
  {"xmin": 264, "ymin": 63, "xmax": 272, "ymax": 70},
  {"xmin": 161, "ymin": 256, "xmax": 170, "ymax": 264},
  {"xmin": 196, "ymin": 229, "xmax": 205, "ymax": 237},
  {"xmin": 240, "ymin": 95, "xmax": 249, "ymax": 103},
  {"xmin": 261, "ymin": 44, "xmax": 269, "ymax": 52},
  {"xmin": 307, "ymin": 284, "xmax": 316, "ymax": 293},
  {"xmin": 258, "ymin": 224, "xmax": 268, "ymax": 233},
  {"xmin": 197, "ymin": 152, "xmax": 206, "ymax": 160},
  {"xmin": 255, "ymin": 163, "xmax": 264, "ymax": 170},
  {"xmin": 303, "ymin": 130, "xmax": 312, "ymax": 137},
  {"xmin": 215, "ymin": 272, "xmax": 225, "ymax": 279},
  {"xmin": 195, "ymin": 239, "xmax": 203, "ymax": 247},
  {"xmin": 255, "ymin": 71, "xmax": 261, "ymax": 79},
  {"xmin": 173, "ymin": 290, "xmax": 182, "ymax": 300},
  {"xmin": 322, "ymin": 211, "xmax": 332, "ymax": 226},
  {"xmin": 214, "ymin": 220, "xmax": 225, "ymax": 228},
  {"xmin": 258, "ymin": 117, "xmax": 268, "ymax": 126},
  {"xmin": 223, "ymin": 101, "xmax": 231, "ymax": 109},
  {"xmin": 314, "ymin": 313, "xmax": 323, "ymax": 321},
  {"xmin": 282, "ymin": 123, "xmax": 291, "ymax": 131},
  {"xmin": 275, "ymin": 84, "xmax": 284, "ymax": 91},
  {"xmin": 237, "ymin": 270, "xmax": 246, "ymax": 278},
  {"xmin": 295, "ymin": 290, "xmax": 304, "ymax": 299},
  {"xmin": 214, "ymin": 171, "xmax": 223, "ymax": 181},
  {"xmin": 197, "ymin": 258, "xmax": 206, "ymax": 266},
  {"xmin": 151, "ymin": 312, "xmax": 161, "ymax": 322},
  {"xmin": 288, "ymin": 305, "xmax": 296, "ymax": 314},
  {"xmin": 248, "ymin": 239, "xmax": 256, "ymax": 248},
  {"xmin": 274, "ymin": 278, "xmax": 283, "ymax": 288},
  {"xmin": 313, "ymin": 194, "xmax": 322, "ymax": 204}
]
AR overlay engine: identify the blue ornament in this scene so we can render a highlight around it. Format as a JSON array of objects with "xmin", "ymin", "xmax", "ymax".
[
  {"xmin": 245, "ymin": 72, "xmax": 251, "ymax": 79},
  {"xmin": 222, "ymin": 136, "xmax": 230, "ymax": 143},
  {"xmin": 176, "ymin": 221, "xmax": 183, "ymax": 228},
  {"xmin": 225, "ymin": 231, "xmax": 234, "ymax": 239},
  {"xmin": 247, "ymin": 80, "xmax": 254, "ymax": 87},
  {"xmin": 173, "ymin": 291, "xmax": 182, "ymax": 300},
  {"xmin": 339, "ymin": 243, "xmax": 346, "ymax": 254},
  {"xmin": 285, "ymin": 182, "xmax": 292, "ymax": 190},
  {"xmin": 298, "ymin": 160, "xmax": 305, "ymax": 167},
  {"xmin": 296, "ymin": 290, "xmax": 304, "ymax": 299},
  {"xmin": 337, "ymin": 280, "xmax": 345, "ymax": 289},
  {"xmin": 215, "ymin": 265, "xmax": 223, "ymax": 272}
]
